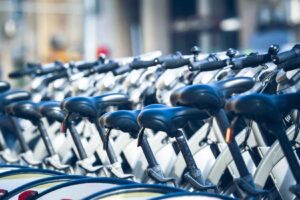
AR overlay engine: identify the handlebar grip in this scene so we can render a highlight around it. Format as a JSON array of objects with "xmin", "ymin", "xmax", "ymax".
[
  {"xmin": 112, "ymin": 65, "xmax": 131, "ymax": 76},
  {"xmin": 76, "ymin": 61, "xmax": 98, "ymax": 71},
  {"xmin": 129, "ymin": 60, "xmax": 156, "ymax": 69},
  {"xmin": 242, "ymin": 54, "xmax": 271, "ymax": 67},
  {"xmin": 273, "ymin": 48, "xmax": 300, "ymax": 64},
  {"xmin": 155, "ymin": 54, "xmax": 179, "ymax": 64},
  {"xmin": 274, "ymin": 50, "xmax": 297, "ymax": 64},
  {"xmin": 8, "ymin": 68, "xmax": 37, "ymax": 79},
  {"xmin": 278, "ymin": 57, "xmax": 300, "ymax": 72},
  {"xmin": 96, "ymin": 62, "xmax": 119, "ymax": 74},
  {"xmin": 162, "ymin": 58, "xmax": 190, "ymax": 69},
  {"xmin": 232, "ymin": 54, "xmax": 270, "ymax": 69},
  {"xmin": 9, "ymin": 71, "xmax": 27, "ymax": 79},
  {"xmin": 43, "ymin": 71, "xmax": 69, "ymax": 85},
  {"xmin": 189, "ymin": 60, "xmax": 227, "ymax": 72},
  {"xmin": 35, "ymin": 63, "xmax": 65, "ymax": 76}
]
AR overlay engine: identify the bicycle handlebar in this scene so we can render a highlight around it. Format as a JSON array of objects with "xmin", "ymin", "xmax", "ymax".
[
  {"xmin": 189, "ymin": 59, "xmax": 227, "ymax": 72},
  {"xmin": 129, "ymin": 60, "xmax": 157, "ymax": 69},
  {"xmin": 278, "ymin": 57, "xmax": 300, "ymax": 72},
  {"xmin": 273, "ymin": 44, "xmax": 300, "ymax": 64},
  {"xmin": 231, "ymin": 53, "xmax": 270, "ymax": 69},
  {"xmin": 43, "ymin": 71, "xmax": 69, "ymax": 85},
  {"xmin": 162, "ymin": 57, "xmax": 190, "ymax": 69},
  {"xmin": 76, "ymin": 61, "xmax": 99, "ymax": 71},
  {"xmin": 112, "ymin": 65, "xmax": 131, "ymax": 75},
  {"xmin": 9, "ymin": 67, "xmax": 37, "ymax": 79}
]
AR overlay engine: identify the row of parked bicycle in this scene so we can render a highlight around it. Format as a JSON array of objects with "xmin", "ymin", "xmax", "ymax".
[{"xmin": 0, "ymin": 44, "xmax": 299, "ymax": 199}]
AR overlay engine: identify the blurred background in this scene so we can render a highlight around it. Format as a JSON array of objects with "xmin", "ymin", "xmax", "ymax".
[{"xmin": 0, "ymin": 0, "xmax": 300, "ymax": 81}]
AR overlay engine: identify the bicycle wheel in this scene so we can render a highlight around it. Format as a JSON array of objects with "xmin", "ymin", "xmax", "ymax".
[
  {"xmin": 34, "ymin": 177, "xmax": 135, "ymax": 199},
  {"xmin": 82, "ymin": 184, "xmax": 184, "ymax": 200},
  {"xmin": 4, "ymin": 175, "xmax": 85, "ymax": 200}
]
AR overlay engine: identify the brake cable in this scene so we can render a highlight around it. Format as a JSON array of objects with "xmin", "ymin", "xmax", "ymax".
[
  {"xmin": 199, "ymin": 117, "xmax": 214, "ymax": 147},
  {"xmin": 104, "ymin": 128, "xmax": 112, "ymax": 150},
  {"xmin": 240, "ymin": 119, "xmax": 253, "ymax": 153}
]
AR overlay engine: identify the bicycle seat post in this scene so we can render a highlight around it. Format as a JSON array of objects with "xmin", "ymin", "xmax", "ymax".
[
  {"xmin": 35, "ymin": 120, "xmax": 56, "ymax": 157},
  {"xmin": 95, "ymin": 120, "xmax": 118, "ymax": 165},
  {"xmin": 139, "ymin": 132, "xmax": 175, "ymax": 185},
  {"xmin": 173, "ymin": 130, "xmax": 204, "ymax": 185},
  {"xmin": 215, "ymin": 109, "xmax": 251, "ymax": 179},
  {"xmin": 67, "ymin": 120, "xmax": 88, "ymax": 161}
]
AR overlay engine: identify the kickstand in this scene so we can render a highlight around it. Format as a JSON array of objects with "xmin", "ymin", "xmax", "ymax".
[
  {"xmin": 147, "ymin": 168, "xmax": 177, "ymax": 187},
  {"xmin": 234, "ymin": 177, "xmax": 269, "ymax": 198},
  {"xmin": 290, "ymin": 184, "xmax": 300, "ymax": 199},
  {"xmin": 107, "ymin": 164, "xmax": 134, "ymax": 180},
  {"xmin": 184, "ymin": 172, "xmax": 218, "ymax": 192}
]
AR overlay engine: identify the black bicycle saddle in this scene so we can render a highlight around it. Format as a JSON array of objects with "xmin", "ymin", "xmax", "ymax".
[
  {"xmin": 138, "ymin": 105, "xmax": 209, "ymax": 137},
  {"xmin": 225, "ymin": 92, "xmax": 300, "ymax": 122},
  {"xmin": 5, "ymin": 101, "xmax": 41, "ymax": 123},
  {"xmin": 99, "ymin": 104, "xmax": 166, "ymax": 137},
  {"xmin": 100, "ymin": 110, "xmax": 141, "ymax": 138},
  {"xmin": 0, "ymin": 81, "xmax": 10, "ymax": 93},
  {"xmin": 0, "ymin": 90, "xmax": 31, "ymax": 113},
  {"xmin": 61, "ymin": 93, "xmax": 130, "ymax": 120},
  {"xmin": 39, "ymin": 101, "xmax": 66, "ymax": 123},
  {"xmin": 170, "ymin": 77, "xmax": 254, "ymax": 111}
]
